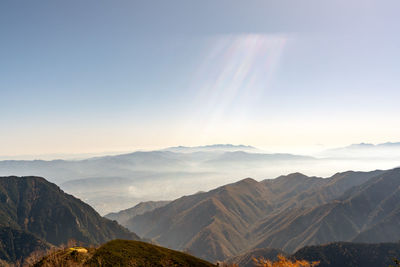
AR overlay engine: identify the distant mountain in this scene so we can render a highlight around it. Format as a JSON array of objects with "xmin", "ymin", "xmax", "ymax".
[
  {"xmin": 163, "ymin": 144, "xmax": 257, "ymax": 153},
  {"xmin": 204, "ymin": 151, "xmax": 314, "ymax": 166},
  {"xmin": 0, "ymin": 176, "xmax": 140, "ymax": 263},
  {"xmin": 34, "ymin": 239, "xmax": 215, "ymax": 267},
  {"xmin": 0, "ymin": 149, "xmax": 322, "ymax": 215},
  {"xmin": 105, "ymin": 200, "xmax": 171, "ymax": 226},
  {"xmin": 292, "ymin": 242, "xmax": 400, "ymax": 267},
  {"xmin": 1, "ymin": 143, "xmax": 398, "ymax": 216},
  {"xmin": 320, "ymin": 141, "xmax": 400, "ymax": 158},
  {"xmin": 348, "ymin": 142, "xmax": 400, "ymax": 148},
  {"xmin": 127, "ymin": 169, "xmax": 398, "ymax": 262}
]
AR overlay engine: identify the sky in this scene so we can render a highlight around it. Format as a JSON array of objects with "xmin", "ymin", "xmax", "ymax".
[{"xmin": 1, "ymin": 0, "xmax": 400, "ymax": 157}]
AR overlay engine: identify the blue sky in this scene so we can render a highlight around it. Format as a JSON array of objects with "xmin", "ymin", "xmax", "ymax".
[{"xmin": 1, "ymin": 0, "xmax": 400, "ymax": 157}]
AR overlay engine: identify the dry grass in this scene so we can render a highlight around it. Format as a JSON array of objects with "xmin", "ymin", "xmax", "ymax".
[{"xmin": 253, "ymin": 254, "xmax": 319, "ymax": 267}]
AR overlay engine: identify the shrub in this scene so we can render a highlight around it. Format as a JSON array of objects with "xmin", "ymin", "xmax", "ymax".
[{"xmin": 253, "ymin": 254, "xmax": 319, "ymax": 267}]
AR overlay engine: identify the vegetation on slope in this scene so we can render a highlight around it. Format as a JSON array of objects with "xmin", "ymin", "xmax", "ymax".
[
  {"xmin": 292, "ymin": 242, "xmax": 400, "ymax": 267},
  {"xmin": 0, "ymin": 227, "xmax": 50, "ymax": 264},
  {"xmin": 0, "ymin": 176, "xmax": 140, "ymax": 264},
  {"xmin": 33, "ymin": 239, "xmax": 215, "ymax": 267},
  {"xmin": 254, "ymin": 254, "xmax": 319, "ymax": 267},
  {"xmin": 224, "ymin": 248, "xmax": 287, "ymax": 267}
]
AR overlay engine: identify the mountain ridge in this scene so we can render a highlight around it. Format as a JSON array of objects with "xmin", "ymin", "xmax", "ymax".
[
  {"xmin": 0, "ymin": 176, "xmax": 140, "ymax": 263},
  {"xmin": 126, "ymin": 168, "xmax": 396, "ymax": 261}
]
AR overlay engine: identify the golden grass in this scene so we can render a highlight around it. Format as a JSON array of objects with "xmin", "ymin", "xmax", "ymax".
[
  {"xmin": 253, "ymin": 254, "xmax": 319, "ymax": 267},
  {"xmin": 68, "ymin": 247, "xmax": 88, "ymax": 253}
]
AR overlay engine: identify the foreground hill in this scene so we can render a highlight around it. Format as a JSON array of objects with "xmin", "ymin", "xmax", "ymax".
[
  {"xmin": 33, "ymin": 239, "xmax": 215, "ymax": 267},
  {"xmin": 127, "ymin": 168, "xmax": 398, "ymax": 261},
  {"xmin": 0, "ymin": 176, "xmax": 140, "ymax": 263}
]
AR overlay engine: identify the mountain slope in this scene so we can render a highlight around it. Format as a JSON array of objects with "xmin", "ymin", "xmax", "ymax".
[
  {"xmin": 128, "ymin": 178, "xmax": 274, "ymax": 261},
  {"xmin": 127, "ymin": 169, "xmax": 390, "ymax": 261},
  {"xmin": 226, "ymin": 241, "xmax": 400, "ymax": 267},
  {"xmin": 292, "ymin": 242, "xmax": 400, "ymax": 267},
  {"xmin": 253, "ymin": 168, "xmax": 400, "ymax": 253},
  {"xmin": 105, "ymin": 200, "xmax": 171, "ymax": 226},
  {"xmin": 34, "ymin": 239, "xmax": 215, "ymax": 267},
  {"xmin": 0, "ymin": 227, "xmax": 50, "ymax": 264},
  {"xmin": 0, "ymin": 176, "xmax": 140, "ymax": 256}
]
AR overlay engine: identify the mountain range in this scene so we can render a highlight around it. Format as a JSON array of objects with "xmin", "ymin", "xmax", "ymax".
[
  {"xmin": 320, "ymin": 142, "xmax": 400, "ymax": 158},
  {"xmin": 117, "ymin": 168, "xmax": 400, "ymax": 262},
  {"xmin": 0, "ymin": 167, "xmax": 399, "ymax": 265},
  {"xmin": 163, "ymin": 144, "xmax": 258, "ymax": 153},
  {"xmin": 0, "ymin": 146, "xmax": 319, "ymax": 215},
  {"xmin": 1, "ymin": 143, "xmax": 400, "ymax": 215}
]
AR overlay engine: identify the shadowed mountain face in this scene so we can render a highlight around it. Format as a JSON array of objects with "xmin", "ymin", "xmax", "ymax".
[
  {"xmin": 252, "ymin": 168, "xmax": 400, "ymax": 253},
  {"xmin": 292, "ymin": 242, "xmax": 400, "ymax": 267},
  {"xmin": 225, "ymin": 242, "xmax": 400, "ymax": 267},
  {"xmin": 0, "ymin": 227, "xmax": 50, "ymax": 263},
  {"xmin": 0, "ymin": 176, "xmax": 140, "ymax": 263},
  {"xmin": 126, "ymin": 169, "xmax": 399, "ymax": 262}
]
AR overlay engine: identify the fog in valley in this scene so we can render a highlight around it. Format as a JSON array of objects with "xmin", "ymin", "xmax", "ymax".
[{"xmin": 1, "ymin": 143, "xmax": 399, "ymax": 215}]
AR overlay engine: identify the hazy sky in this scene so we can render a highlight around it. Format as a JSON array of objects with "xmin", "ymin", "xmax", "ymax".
[{"xmin": 1, "ymin": 0, "xmax": 400, "ymax": 157}]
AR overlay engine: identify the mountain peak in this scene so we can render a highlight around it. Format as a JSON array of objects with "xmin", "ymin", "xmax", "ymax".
[{"xmin": 237, "ymin": 177, "xmax": 258, "ymax": 184}]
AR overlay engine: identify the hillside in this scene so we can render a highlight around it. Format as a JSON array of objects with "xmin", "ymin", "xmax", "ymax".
[
  {"xmin": 292, "ymin": 242, "xmax": 400, "ymax": 267},
  {"xmin": 252, "ymin": 168, "xmax": 400, "ymax": 253},
  {"xmin": 225, "ymin": 241, "xmax": 400, "ymax": 267},
  {"xmin": 0, "ymin": 227, "xmax": 50, "ymax": 264},
  {"xmin": 33, "ymin": 239, "xmax": 215, "ymax": 267},
  {"xmin": 128, "ymin": 178, "xmax": 273, "ymax": 261},
  {"xmin": 105, "ymin": 200, "xmax": 171, "ymax": 226},
  {"xmin": 127, "ymin": 169, "xmax": 397, "ymax": 261},
  {"xmin": 0, "ymin": 176, "xmax": 140, "ymax": 263}
]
